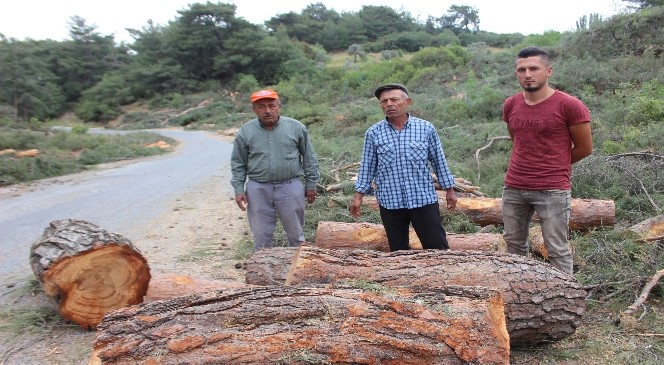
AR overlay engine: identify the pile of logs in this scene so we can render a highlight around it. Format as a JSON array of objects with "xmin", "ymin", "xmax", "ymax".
[
  {"xmin": 30, "ymin": 219, "xmax": 588, "ymax": 364},
  {"xmin": 245, "ymin": 245, "xmax": 587, "ymax": 347}
]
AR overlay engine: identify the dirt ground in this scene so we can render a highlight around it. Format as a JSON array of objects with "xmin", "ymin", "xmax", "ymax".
[{"xmin": 0, "ymin": 167, "xmax": 250, "ymax": 365}]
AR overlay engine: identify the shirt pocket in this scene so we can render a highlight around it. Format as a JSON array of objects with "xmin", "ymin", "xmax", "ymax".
[
  {"xmin": 281, "ymin": 140, "xmax": 299, "ymax": 160},
  {"xmin": 408, "ymin": 141, "xmax": 428, "ymax": 161},
  {"xmin": 377, "ymin": 145, "xmax": 395, "ymax": 168}
]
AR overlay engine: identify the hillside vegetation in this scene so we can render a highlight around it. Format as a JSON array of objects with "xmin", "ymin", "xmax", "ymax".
[{"xmin": 1, "ymin": 2, "xmax": 663, "ymax": 364}]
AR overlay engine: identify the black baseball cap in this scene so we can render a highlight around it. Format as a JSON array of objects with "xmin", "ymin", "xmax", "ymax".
[{"xmin": 374, "ymin": 83, "xmax": 409, "ymax": 99}]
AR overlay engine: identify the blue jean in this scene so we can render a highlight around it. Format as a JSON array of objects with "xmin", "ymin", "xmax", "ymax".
[
  {"xmin": 246, "ymin": 178, "xmax": 305, "ymax": 251},
  {"xmin": 501, "ymin": 187, "xmax": 573, "ymax": 274}
]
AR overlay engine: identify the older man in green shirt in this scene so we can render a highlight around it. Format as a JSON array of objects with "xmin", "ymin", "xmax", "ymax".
[{"xmin": 231, "ymin": 89, "xmax": 319, "ymax": 251}]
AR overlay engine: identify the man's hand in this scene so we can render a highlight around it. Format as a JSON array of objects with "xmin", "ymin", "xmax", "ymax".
[
  {"xmin": 235, "ymin": 193, "xmax": 248, "ymax": 211},
  {"xmin": 349, "ymin": 192, "xmax": 364, "ymax": 218},
  {"xmin": 445, "ymin": 188, "xmax": 457, "ymax": 210},
  {"xmin": 305, "ymin": 189, "xmax": 317, "ymax": 204}
]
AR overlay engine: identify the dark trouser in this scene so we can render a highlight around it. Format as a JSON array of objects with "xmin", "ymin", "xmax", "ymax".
[{"xmin": 379, "ymin": 203, "xmax": 449, "ymax": 251}]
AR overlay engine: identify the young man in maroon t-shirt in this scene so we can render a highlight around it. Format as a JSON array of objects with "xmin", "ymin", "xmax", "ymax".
[{"xmin": 501, "ymin": 46, "xmax": 593, "ymax": 274}]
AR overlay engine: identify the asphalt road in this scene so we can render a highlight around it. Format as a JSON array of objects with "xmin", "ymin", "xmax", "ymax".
[{"xmin": 0, "ymin": 129, "xmax": 234, "ymax": 284}]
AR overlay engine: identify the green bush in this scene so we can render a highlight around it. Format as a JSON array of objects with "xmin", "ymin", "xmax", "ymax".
[{"xmin": 625, "ymin": 96, "xmax": 664, "ymax": 126}]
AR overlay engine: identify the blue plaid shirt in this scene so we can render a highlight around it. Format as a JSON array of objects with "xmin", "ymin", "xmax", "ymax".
[{"xmin": 355, "ymin": 115, "xmax": 455, "ymax": 209}]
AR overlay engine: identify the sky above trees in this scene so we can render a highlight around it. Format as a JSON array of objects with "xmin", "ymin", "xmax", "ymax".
[{"xmin": 0, "ymin": 0, "xmax": 626, "ymax": 43}]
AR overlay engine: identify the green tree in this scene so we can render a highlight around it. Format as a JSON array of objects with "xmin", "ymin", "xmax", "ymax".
[
  {"xmin": 55, "ymin": 16, "xmax": 124, "ymax": 102},
  {"xmin": 348, "ymin": 43, "xmax": 366, "ymax": 62},
  {"xmin": 167, "ymin": 2, "xmax": 261, "ymax": 82},
  {"xmin": 439, "ymin": 5, "xmax": 481, "ymax": 33},
  {"xmin": 0, "ymin": 38, "xmax": 65, "ymax": 122},
  {"xmin": 317, "ymin": 14, "xmax": 367, "ymax": 51},
  {"xmin": 126, "ymin": 20, "xmax": 194, "ymax": 98},
  {"xmin": 358, "ymin": 6, "xmax": 410, "ymax": 41},
  {"xmin": 623, "ymin": 0, "xmax": 664, "ymax": 8}
]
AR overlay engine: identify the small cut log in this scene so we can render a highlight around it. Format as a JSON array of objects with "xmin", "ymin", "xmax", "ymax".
[
  {"xmin": 315, "ymin": 220, "xmax": 505, "ymax": 252},
  {"xmin": 284, "ymin": 246, "xmax": 587, "ymax": 346},
  {"xmin": 29, "ymin": 219, "xmax": 151, "ymax": 329},
  {"xmin": 90, "ymin": 285, "xmax": 510, "ymax": 365},
  {"xmin": 628, "ymin": 214, "xmax": 664, "ymax": 242}
]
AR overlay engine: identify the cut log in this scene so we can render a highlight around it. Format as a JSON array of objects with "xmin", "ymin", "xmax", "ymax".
[
  {"xmin": 628, "ymin": 214, "xmax": 664, "ymax": 242},
  {"xmin": 284, "ymin": 246, "xmax": 587, "ymax": 346},
  {"xmin": 90, "ymin": 286, "xmax": 510, "ymax": 365},
  {"xmin": 567, "ymin": 198, "xmax": 616, "ymax": 231},
  {"xmin": 315, "ymin": 220, "xmax": 506, "ymax": 252},
  {"xmin": 29, "ymin": 219, "xmax": 151, "ymax": 329},
  {"xmin": 361, "ymin": 193, "xmax": 615, "ymax": 230},
  {"xmin": 528, "ymin": 225, "xmax": 549, "ymax": 259},
  {"xmin": 144, "ymin": 273, "xmax": 251, "ymax": 303}
]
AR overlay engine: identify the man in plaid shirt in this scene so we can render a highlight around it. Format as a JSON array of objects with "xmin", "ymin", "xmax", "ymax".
[{"xmin": 350, "ymin": 83, "xmax": 457, "ymax": 251}]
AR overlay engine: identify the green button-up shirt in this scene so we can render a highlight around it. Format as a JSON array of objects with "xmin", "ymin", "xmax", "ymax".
[{"xmin": 230, "ymin": 116, "xmax": 319, "ymax": 195}]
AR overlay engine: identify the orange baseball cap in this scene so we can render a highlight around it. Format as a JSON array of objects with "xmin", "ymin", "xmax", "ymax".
[{"xmin": 250, "ymin": 89, "xmax": 279, "ymax": 102}]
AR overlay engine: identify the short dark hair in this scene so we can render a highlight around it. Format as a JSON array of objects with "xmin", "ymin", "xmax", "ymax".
[{"xmin": 517, "ymin": 46, "xmax": 550, "ymax": 63}]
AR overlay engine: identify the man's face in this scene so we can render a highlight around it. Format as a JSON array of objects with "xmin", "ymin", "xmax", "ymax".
[
  {"xmin": 515, "ymin": 56, "xmax": 552, "ymax": 92},
  {"xmin": 378, "ymin": 89, "xmax": 411, "ymax": 119},
  {"xmin": 252, "ymin": 98, "xmax": 281, "ymax": 126}
]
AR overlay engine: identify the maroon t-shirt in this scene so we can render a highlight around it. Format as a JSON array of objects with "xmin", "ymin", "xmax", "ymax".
[{"xmin": 503, "ymin": 90, "xmax": 590, "ymax": 190}]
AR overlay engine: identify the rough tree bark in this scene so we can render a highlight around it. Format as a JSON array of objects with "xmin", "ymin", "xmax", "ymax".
[
  {"xmin": 89, "ymin": 286, "xmax": 510, "ymax": 365},
  {"xmin": 361, "ymin": 194, "xmax": 615, "ymax": 230},
  {"xmin": 144, "ymin": 273, "xmax": 250, "ymax": 303},
  {"xmin": 315, "ymin": 221, "xmax": 506, "ymax": 252},
  {"xmin": 283, "ymin": 246, "xmax": 587, "ymax": 346},
  {"xmin": 29, "ymin": 219, "xmax": 151, "ymax": 329},
  {"xmin": 244, "ymin": 246, "xmax": 298, "ymax": 285}
]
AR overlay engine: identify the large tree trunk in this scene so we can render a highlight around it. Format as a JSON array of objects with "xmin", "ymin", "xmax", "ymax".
[
  {"xmin": 29, "ymin": 219, "xmax": 150, "ymax": 329},
  {"xmin": 244, "ymin": 246, "xmax": 298, "ymax": 285},
  {"xmin": 283, "ymin": 246, "xmax": 586, "ymax": 346},
  {"xmin": 361, "ymin": 193, "xmax": 615, "ymax": 230},
  {"xmin": 90, "ymin": 286, "xmax": 510, "ymax": 365},
  {"xmin": 315, "ymin": 220, "xmax": 505, "ymax": 252}
]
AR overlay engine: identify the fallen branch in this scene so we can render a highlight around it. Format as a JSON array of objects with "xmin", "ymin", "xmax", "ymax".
[
  {"xmin": 623, "ymin": 269, "xmax": 664, "ymax": 316},
  {"xmin": 623, "ymin": 333, "xmax": 664, "ymax": 337},
  {"xmin": 328, "ymin": 162, "xmax": 360, "ymax": 174},
  {"xmin": 623, "ymin": 168, "xmax": 662, "ymax": 212},
  {"xmin": 606, "ymin": 152, "xmax": 664, "ymax": 161},
  {"xmin": 474, "ymin": 136, "xmax": 510, "ymax": 183}
]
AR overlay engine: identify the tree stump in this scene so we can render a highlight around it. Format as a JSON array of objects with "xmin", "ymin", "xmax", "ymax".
[
  {"xmin": 283, "ymin": 246, "xmax": 586, "ymax": 346},
  {"xmin": 361, "ymin": 193, "xmax": 615, "ymax": 230},
  {"xmin": 29, "ymin": 219, "xmax": 150, "ymax": 329},
  {"xmin": 315, "ymin": 220, "xmax": 505, "ymax": 252},
  {"xmin": 90, "ymin": 286, "xmax": 510, "ymax": 365}
]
